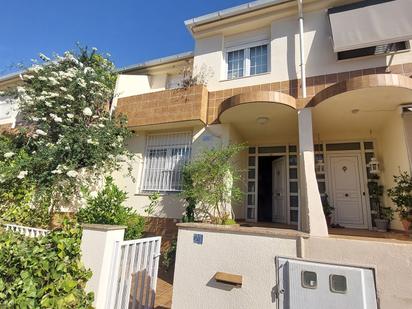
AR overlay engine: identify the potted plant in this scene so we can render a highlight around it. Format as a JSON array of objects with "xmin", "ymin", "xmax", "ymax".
[
  {"xmin": 387, "ymin": 171, "xmax": 412, "ymax": 234},
  {"xmin": 375, "ymin": 206, "xmax": 394, "ymax": 232},
  {"xmin": 368, "ymin": 182, "xmax": 392, "ymax": 232},
  {"xmin": 322, "ymin": 194, "xmax": 334, "ymax": 227}
]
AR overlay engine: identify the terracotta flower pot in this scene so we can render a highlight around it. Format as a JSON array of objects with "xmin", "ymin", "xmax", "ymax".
[{"xmin": 401, "ymin": 219, "xmax": 411, "ymax": 235}]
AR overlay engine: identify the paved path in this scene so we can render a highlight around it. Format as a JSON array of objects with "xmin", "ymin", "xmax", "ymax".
[{"xmin": 155, "ymin": 277, "xmax": 173, "ymax": 309}]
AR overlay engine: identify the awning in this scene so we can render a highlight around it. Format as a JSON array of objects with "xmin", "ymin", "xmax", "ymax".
[{"xmin": 328, "ymin": 0, "xmax": 412, "ymax": 52}]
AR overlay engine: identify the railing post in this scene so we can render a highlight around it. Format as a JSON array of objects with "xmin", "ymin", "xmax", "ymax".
[{"xmin": 81, "ymin": 224, "xmax": 126, "ymax": 309}]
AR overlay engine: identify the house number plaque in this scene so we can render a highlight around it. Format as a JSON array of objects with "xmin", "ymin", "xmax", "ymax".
[{"xmin": 193, "ymin": 233, "xmax": 203, "ymax": 245}]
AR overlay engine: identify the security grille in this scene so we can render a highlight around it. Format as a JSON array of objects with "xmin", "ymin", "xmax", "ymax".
[{"xmin": 141, "ymin": 132, "xmax": 192, "ymax": 192}]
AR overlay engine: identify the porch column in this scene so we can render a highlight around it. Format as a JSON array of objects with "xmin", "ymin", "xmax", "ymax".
[{"xmin": 298, "ymin": 108, "xmax": 328, "ymax": 236}]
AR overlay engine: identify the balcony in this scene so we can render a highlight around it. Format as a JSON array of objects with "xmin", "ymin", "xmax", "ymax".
[{"xmin": 115, "ymin": 85, "xmax": 208, "ymax": 129}]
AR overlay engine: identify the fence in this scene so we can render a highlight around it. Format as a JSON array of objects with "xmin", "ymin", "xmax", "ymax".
[
  {"xmin": 3, "ymin": 223, "xmax": 49, "ymax": 237},
  {"xmin": 107, "ymin": 236, "xmax": 162, "ymax": 309}
]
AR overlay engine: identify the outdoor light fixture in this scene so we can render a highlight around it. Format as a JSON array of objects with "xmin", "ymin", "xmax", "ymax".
[
  {"xmin": 368, "ymin": 157, "xmax": 380, "ymax": 174},
  {"xmin": 256, "ymin": 116, "xmax": 269, "ymax": 125}
]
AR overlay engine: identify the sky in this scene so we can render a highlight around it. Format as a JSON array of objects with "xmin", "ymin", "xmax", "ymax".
[{"xmin": 0, "ymin": 0, "xmax": 250, "ymax": 76}]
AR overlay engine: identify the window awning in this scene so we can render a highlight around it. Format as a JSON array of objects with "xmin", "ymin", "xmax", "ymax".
[{"xmin": 328, "ymin": 0, "xmax": 412, "ymax": 52}]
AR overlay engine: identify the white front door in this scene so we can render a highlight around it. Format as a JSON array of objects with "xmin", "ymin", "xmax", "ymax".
[
  {"xmin": 328, "ymin": 154, "xmax": 367, "ymax": 228},
  {"xmin": 272, "ymin": 157, "xmax": 287, "ymax": 223}
]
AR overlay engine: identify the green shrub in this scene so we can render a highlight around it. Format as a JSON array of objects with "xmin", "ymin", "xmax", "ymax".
[
  {"xmin": 162, "ymin": 240, "xmax": 177, "ymax": 272},
  {"xmin": 181, "ymin": 144, "xmax": 245, "ymax": 224},
  {"xmin": 77, "ymin": 177, "xmax": 145, "ymax": 240},
  {"xmin": 0, "ymin": 221, "xmax": 93, "ymax": 308}
]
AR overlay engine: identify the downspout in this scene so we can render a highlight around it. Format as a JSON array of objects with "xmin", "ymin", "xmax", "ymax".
[
  {"xmin": 298, "ymin": 0, "xmax": 306, "ymax": 99},
  {"xmin": 297, "ymin": 0, "xmax": 306, "ymax": 231}
]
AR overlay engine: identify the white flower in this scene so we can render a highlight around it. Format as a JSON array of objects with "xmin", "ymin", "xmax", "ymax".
[
  {"xmin": 0, "ymin": 91, "xmax": 4, "ymax": 96},
  {"xmin": 54, "ymin": 116, "xmax": 62, "ymax": 123},
  {"xmin": 66, "ymin": 113, "xmax": 74, "ymax": 119},
  {"xmin": 32, "ymin": 117, "xmax": 39, "ymax": 122},
  {"xmin": 4, "ymin": 152, "xmax": 15, "ymax": 158},
  {"xmin": 39, "ymin": 53, "xmax": 50, "ymax": 61},
  {"xmin": 59, "ymin": 86, "xmax": 67, "ymax": 92},
  {"xmin": 98, "ymin": 124, "xmax": 105, "ymax": 128},
  {"xmin": 17, "ymin": 171, "xmax": 28, "ymax": 179},
  {"xmin": 48, "ymin": 77, "xmax": 59, "ymax": 85},
  {"xmin": 87, "ymin": 139, "xmax": 99, "ymax": 145},
  {"xmin": 51, "ymin": 169, "xmax": 62, "ymax": 174},
  {"xmin": 35, "ymin": 129, "xmax": 47, "ymax": 136},
  {"xmin": 83, "ymin": 107, "xmax": 93, "ymax": 116},
  {"xmin": 45, "ymin": 101, "xmax": 52, "ymax": 107},
  {"xmin": 23, "ymin": 74, "xmax": 34, "ymax": 80},
  {"xmin": 89, "ymin": 191, "xmax": 98, "ymax": 198},
  {"xmin": 66, "ymin": 170, "xmax": 78, "ymax": 178},
  {"xmin": 77, "ymin": 78, "xmax": 86, "ymax": 88},
  {"xmin": 17, "ymin": 86, "xmax": 26, "ymax": 94},
  {"xmin": 39, "ymin": 76, "xmax": 48, "ymax": 81},
  {"xmin": 65, "ymin": 94, "xmax": 75, "ymax": 101}
]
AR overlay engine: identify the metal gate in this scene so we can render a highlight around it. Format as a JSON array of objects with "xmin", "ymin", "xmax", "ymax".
[{"xmin": 107, "ymin": 236, "xmax": 162, "ymax": 309}]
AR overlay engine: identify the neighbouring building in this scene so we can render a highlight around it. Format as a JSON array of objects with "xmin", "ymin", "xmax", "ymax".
[{"xmin": 111, "ymin": 0, "xmax": 412, "ymax": 237}]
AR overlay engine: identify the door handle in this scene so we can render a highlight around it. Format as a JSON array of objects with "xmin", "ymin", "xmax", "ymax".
[{"xmin": 345, "ymin": 193, "xmax": 349, "ymax": 197}]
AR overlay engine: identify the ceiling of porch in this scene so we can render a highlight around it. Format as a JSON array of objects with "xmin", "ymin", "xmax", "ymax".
[
  {"xmin": 312, "ymin": 86, "xmax": 412, "ymax": 138},
  {"xmin": 219, "ymin": 101, "xmax": 298, "ymax": 143}
]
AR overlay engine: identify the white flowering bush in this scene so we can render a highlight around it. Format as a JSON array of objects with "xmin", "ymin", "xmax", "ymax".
[{"xmin": 0, "ymin": 47, "xmax": 132, "ymax": 226}]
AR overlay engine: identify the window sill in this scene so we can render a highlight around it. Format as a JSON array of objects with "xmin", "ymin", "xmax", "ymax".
[{"xmin": 220, "ymin": 71, "xmax": 270, "ymax": 83}]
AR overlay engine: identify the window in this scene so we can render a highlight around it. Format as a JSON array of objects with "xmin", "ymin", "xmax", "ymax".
[
  {"xmin": 227, "ymin": 49, "xmax": 245, "ymax": 79},
  {"xmin": 141, "ymin": 132, "xmax": 192, "ymax": 192},
  {"xmin": 250, "ymin": 45, "xmax": 268, "ymax": 75},
  {"xmin": 226, "ymin": 44, "xmax": 268, "ymax": 80},
  {"xmin": 337, "ymin": 41, "xmax": 410, "ymax": 61}
]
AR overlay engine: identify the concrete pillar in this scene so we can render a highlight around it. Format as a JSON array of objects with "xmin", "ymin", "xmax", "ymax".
[
  {"xmin": 81, "ymin": 224, "xmax": 126, "ymax": 309},
  {"xmin": 298, "ymin": 108, "xmax": 328, "ymax": 236}
]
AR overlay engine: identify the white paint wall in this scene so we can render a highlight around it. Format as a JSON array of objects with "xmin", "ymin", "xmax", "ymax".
[
  {"xmin": 193, "ymin": 10, "xmax": 412, "ymax": 92},
  {"xmin": 172, "ymin": 227, "xmax": 299, "ymax": 309},
  {"xmin": 305, "ymin": 236, "xmax": 412, "ymax": 309},
  {"xmin": 172, "ymin": 225, "xmax": 412, "ymax": 309},
  {"xmin": 112, "ymin": 124, "xmax": 238, "ymax": 219},
  {"xmin": 377, "ymin": 111, "xmax": 410, "ymax": 230}
]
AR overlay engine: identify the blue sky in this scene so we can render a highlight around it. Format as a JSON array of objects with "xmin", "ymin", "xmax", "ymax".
[{"xmin": 0, "ymin": 0, "xmax": 249, "ymax": 75}]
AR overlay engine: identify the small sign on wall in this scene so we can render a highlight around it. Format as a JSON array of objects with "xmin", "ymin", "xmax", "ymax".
[{"xmin": 193, "ymin": 233, "xmax": 203, "ymax": 245}]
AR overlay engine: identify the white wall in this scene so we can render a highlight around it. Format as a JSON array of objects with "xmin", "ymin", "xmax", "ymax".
[
  {"xmin": 172, "ymin": 227, "xmax": 299, "ymax": 309},
  {"xmin": 305, "ymin": 236, "xmax": 412, "ymax": 309},
  {"xmin": 112, "ymin": 124, "xmax": 235, "ymax": 219},
  {"xmin": 193, "ymin": 10, "xmax": 412, "ymax": 92},
  {"xmin": 172, "ymin": 225, "xmax": 412, "ymax": 309},
  {"xmin": 377, "ymin": 111, "xmax": 410, "ymax": 230}
]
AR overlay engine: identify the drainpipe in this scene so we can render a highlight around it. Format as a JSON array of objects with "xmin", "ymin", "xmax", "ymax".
[
  {"xmin": 297, "ymin": 0, "xmax": 305, "ymax": 232},
  {"xmin": 298, "ymin": 0, "xmax": 306, "ymax": 99}
]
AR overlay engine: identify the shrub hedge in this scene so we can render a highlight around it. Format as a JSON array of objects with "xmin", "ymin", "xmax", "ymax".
[{"xmin": 0, "ymin": 222, "xmax": 93, "ymax": 308}]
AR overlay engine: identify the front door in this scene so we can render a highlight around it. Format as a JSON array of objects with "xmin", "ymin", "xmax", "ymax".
[
  {"xmin": 272, "ymin": 157, "xmax": 287, "ymax": 223},
  {"xmin": 328, "ymin": 154, "xmax": 367, "ymax": 228}
]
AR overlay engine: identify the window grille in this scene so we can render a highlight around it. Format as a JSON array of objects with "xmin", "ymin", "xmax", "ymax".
[{"xmin": 141, "ymin": 132, "xmax": 192, "ymax": 192}]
